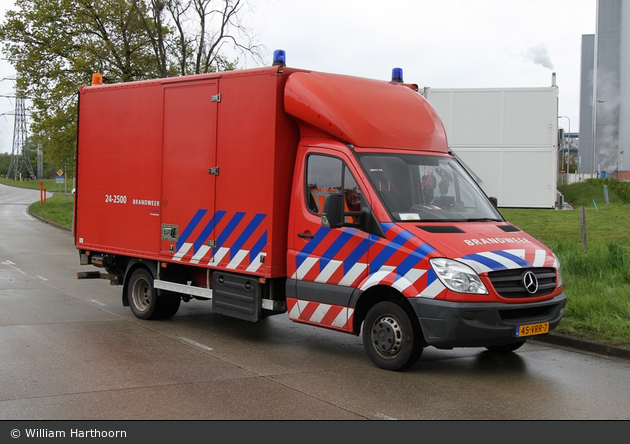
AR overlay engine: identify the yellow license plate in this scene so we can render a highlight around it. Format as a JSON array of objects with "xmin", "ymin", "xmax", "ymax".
[{"xmin": 516, "ymin": 322, "xmax": 549, "ymax": 337}]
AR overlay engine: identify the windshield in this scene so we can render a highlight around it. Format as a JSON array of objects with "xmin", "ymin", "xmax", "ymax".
[{"xmin": 358, "ymin": 153, "xmax": 503, "ymax": 222}]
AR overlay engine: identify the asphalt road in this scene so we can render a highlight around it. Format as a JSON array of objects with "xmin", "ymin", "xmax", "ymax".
[{"xmin": 1, "ymin": 184, "xmax": 629, "ymax": 420}]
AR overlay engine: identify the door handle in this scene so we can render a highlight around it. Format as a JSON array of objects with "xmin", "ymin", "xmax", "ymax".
[{"xmin": 297, "ymin": 232, "xmax": 315, "ymax": 239}]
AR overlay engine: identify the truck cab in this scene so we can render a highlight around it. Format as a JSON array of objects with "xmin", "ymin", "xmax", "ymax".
[{"xmin": 282, "ymin": 69, "xmax": 566, "ymax": 371}]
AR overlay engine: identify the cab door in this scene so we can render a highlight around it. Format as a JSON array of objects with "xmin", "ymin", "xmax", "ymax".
[{"xmin": 287, "ymin": 149, "xmax": 372, "ymax": 331}]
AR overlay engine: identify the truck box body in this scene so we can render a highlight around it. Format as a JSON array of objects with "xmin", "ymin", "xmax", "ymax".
[
  {"xmin": 76, "ymin": 67, "xmax": 300, "ymax": 278},
  {"xmin": 75, "ymin": 55, "xmax": 566, "ymax": 371}
]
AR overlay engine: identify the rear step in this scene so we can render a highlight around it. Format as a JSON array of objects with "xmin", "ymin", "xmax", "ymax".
[{"xmin": 77, "ymin": 271, "xmax": 120, "ymax": 285}]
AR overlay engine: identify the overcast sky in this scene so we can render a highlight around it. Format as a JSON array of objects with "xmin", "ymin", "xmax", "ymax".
[{"xmin": 0, "ymin": 0, "xmax": 596, "ymax": 154}]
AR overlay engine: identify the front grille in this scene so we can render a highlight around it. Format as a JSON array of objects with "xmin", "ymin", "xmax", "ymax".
[{"xmin": 488, "ymin": 267, "xmax": 557, "ymax": 298}]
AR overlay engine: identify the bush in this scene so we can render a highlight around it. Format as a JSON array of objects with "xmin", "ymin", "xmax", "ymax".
[{"xmin": 588, "ymin": 178, "xmax": 630, "ymax": 203}]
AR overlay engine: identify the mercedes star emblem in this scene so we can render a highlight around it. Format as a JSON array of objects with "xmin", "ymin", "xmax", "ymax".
[{"xmin": 523, "ymin": 271, "xmax": 539, "ymax": 294}]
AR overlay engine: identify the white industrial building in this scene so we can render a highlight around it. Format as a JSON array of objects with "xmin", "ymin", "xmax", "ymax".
[{"xmin": 423, "ymin": 84, "xmax": 559, "ymax": 209}]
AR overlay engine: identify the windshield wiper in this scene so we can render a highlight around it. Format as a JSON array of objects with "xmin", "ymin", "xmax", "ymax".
[{"xmin": 465, "ymin": 217, "xmax": 503, "ymax": 222}]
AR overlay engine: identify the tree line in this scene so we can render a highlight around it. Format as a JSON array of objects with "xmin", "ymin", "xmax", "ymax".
[{"xmin": 0, "ymin": 0, "xmax": 263, "ymax": 178}]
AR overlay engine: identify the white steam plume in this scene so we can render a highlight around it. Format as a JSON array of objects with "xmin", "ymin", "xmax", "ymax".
[{"xmin": 525, "ymin": 43, "xmax": 555, "ymax": 70}]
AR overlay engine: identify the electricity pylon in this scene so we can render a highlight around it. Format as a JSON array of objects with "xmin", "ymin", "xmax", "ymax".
[{"xmin": 6, "ymin": 95, "xmax": 34, "ymax": 180}]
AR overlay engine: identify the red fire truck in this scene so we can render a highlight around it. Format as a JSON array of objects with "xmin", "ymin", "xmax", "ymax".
[{"xmin": 74, "ymin": 50, "xmax": 566, "ymax": 371}]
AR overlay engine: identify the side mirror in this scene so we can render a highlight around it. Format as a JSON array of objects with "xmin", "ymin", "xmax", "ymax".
[
  {"xmin": 489, "ymin": 196, "xmax": 498, "ymax": 208},
  {"xmin": 321, "ymin": 193, "xmax": 386, "ymax": 238},
  {"xmin": 322, "ymin": 193, "xmax": 345, "ymax": 229}
]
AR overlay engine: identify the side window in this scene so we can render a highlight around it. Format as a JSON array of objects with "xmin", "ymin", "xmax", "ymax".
[{"xmin": 306, "ymin": 155, "xmax": 363, "ymax": 220}]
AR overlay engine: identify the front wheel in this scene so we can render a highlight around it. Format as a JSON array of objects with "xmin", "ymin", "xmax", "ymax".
[{"xmin": 362, "ymin": 301, "xmax": 423, "ymax": 371}]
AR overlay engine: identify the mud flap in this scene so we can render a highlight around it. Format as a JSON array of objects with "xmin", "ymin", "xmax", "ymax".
[{"xmin": 212, "ymin": 271, "xmax": 261, "ymax": 322}]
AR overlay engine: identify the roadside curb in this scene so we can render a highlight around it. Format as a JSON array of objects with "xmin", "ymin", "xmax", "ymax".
[
  {"xmin": 532, "ymin": 332, "xmax": 630, "ymax": 361},
  {"xmin": 28, "ymin": 208, "xmax": 72, "ymax": 232}
]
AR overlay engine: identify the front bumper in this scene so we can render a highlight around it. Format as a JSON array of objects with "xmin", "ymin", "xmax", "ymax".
[{"xmin": 408, "ymin": 293, "xmax": 567, "ymax": 349}]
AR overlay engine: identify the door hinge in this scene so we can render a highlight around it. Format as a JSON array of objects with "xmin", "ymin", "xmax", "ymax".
[
  {"xmin": 208, "ymin": 166, "xmax": 219, "ymax": 176},
  {"xmin": 211, "ymin": 93, "xmax": 221, "ymax": 103}
]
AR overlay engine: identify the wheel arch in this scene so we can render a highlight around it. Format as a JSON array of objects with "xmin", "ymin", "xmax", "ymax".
[{"xmin": 351, "ymin": 285, "xmax": 420, "ymax": 336}]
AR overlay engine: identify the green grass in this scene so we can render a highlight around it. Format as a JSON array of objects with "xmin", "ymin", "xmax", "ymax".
[
  {"xmin": 3, "ymin": 177, "xmax": 630, "ymax": 347},
  {"xmin": 29, "ymin": 192, "xmax": 75, "ymax": 228},
  {"xmin": 544, "ymin": 241, "xmax": 630, "ymax": 345},
  {"xmin": 501, "ymin": 204, "xmax": 630, "ymax": 249}
]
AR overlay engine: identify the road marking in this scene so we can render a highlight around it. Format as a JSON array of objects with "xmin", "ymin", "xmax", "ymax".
[
  {"xmin": 89, "ymin": 299, "xmax": 106, "ymax": 307},
  {"xmin": 179, "ymin": 337, "xmax": 213, "ymax": 351},
  {"xmin": 36, "ymin": 276, "xmax": 48, "ymax": 281},
  {"xmin": 1, "ymin": 260, "xmax": 25, "ymax": 274}
]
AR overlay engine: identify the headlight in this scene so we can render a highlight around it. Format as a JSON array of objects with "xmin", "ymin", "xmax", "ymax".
[
  {"xmin": 557, "ymin": 264, "xmax": 563, "ymax": 288},
  {"xmin": 429, "ymin": 258, "xmax": 488, "ymax": 294}
]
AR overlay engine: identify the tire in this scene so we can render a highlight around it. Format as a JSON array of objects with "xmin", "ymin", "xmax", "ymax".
[
  {"xmin": 127, "ymin": 268, "xmax": 179, "ymax": 320},
  {"xmin": 485, "ymin": 339, "xmax": 526, "ymax": 353},
  {"xmin": 160, "ymin": 291, "xmax": 181, "ymax": 319},
  {"xmin": 362, "ymin": 301, "xmax": 423, "ymax": 371}
]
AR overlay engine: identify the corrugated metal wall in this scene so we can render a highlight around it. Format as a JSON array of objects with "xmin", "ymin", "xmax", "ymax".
[{"xmin": 425, "ymin": 87, "xmax": 559, "ymax": 208}]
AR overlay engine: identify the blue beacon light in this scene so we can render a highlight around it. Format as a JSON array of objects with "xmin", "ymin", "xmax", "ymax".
[
  {"xmin": 273, "ymin": 50, "xmax": 286, "ymax": 66},
  {"xmin": 391, "ymin": 67, "xmax": 404, "ymax": 83}
]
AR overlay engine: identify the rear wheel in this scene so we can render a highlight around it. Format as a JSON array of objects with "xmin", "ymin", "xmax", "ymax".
[
  {"xmin": 160, "ymin": 291, "xmax": 181, "ymax": 319},
  {"xmin": 127, "ymin": 268, "xmax": 179, "ymax": 320},
  {"xmin": 362, "ymin": 301, "xmax": 423, "ymax": 371}
]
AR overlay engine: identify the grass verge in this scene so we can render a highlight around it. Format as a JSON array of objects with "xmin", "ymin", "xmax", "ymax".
[{"xmin": 28, "ymin": 192, "xmax": 75, "ymax": 228}]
